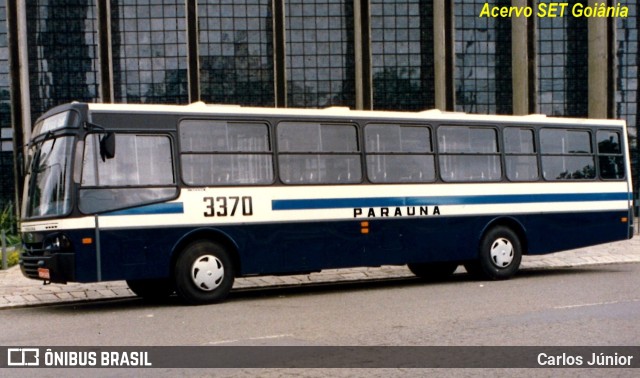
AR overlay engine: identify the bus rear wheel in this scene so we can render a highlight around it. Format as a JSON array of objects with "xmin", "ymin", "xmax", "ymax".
[
  {"xmin": 408, "ymin": 262, "xmax": 458, "ymax": 281},
  {"xmin": 465, "ymin": 226, "xmax": 522, "ymax": 280},
  {"xmin": 174, "ymin": 240, "xmax": 235, "ymax": 305}
]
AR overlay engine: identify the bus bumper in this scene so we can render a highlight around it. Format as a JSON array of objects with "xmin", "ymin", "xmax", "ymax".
[{"xmin": 20, "ymin": 253, "xmax": 75, "ymax": 284}]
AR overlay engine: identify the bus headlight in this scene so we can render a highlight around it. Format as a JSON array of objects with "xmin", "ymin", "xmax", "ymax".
[{"xmin": 43, "ymin": 233, "xmax": 73, "ymax": 253}]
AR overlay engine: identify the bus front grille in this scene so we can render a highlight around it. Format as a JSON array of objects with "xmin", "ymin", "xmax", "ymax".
[
  {"xmin": 20, "ymin": 255, "xmax": 41, "ymax": 279},
  {"xmin": 20, "ymin": 243, "xmax": 46, "ymax": 280}
]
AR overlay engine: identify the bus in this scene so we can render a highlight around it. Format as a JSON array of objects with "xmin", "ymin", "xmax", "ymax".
[{"xmin": 19, "ymin": 102, "xmax": 634, "ymax": 304}]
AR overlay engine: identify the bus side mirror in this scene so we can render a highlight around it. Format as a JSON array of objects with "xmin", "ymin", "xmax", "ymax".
[{"xmin": 100, "ymin": 133, "xmax": 116, "ymax": 161}]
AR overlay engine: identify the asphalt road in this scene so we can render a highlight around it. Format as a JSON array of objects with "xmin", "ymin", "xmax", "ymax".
[{"xmin": 1, "ymin": 263, "xmax": 639, "ymax": 377}]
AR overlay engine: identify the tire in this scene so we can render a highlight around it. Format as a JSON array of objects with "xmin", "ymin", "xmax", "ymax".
[
  {"xmin": 408, "ymin": 262, "xmax": 459, "ymax": 281},
  {"xmin": 126, "ymin": 278, "xmax": 174, "ymax": 301},
  {"xmin": 174, "ymin": 240, "xmax": 235, "ymax": 305},
  {"xmin": 465, "ymin": 226, "xmax": 522, "ymax": 280}
]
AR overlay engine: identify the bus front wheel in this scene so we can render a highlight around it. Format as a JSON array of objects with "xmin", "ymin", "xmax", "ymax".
[
  {"xmin": 174, "ymin": 240, "xmax": 235, "ymax": 305},
  {"xmin": 465, "ymin": 226, "xmax": 522, "ymax": 280}
]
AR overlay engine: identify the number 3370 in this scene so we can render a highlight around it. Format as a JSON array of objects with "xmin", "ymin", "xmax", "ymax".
[{"xmin": 203, "ymin": 196, "xmax": 253, "ymax": 217}]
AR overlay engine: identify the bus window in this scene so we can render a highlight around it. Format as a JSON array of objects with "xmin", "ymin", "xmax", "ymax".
[
  {"xmin": 79, "ymin": 134, "xmax": 177, "ymax": 214},
  {"xmin": 597, "ymin": 130, "xmax": 625, "ymax": 180},
  {"xmin": 365, "ymin": 124, "xmax": 435, "ymax": 183},
  {"xmin": 82, "ymin": 134, "xmax": 174, "ymax": 186},
  {"xmin": 179, "ymin": 120, "xmax": 273, "ymax": 185},
  {"xmin": 277, "ymin": 122, "xmax": 361, "ymax": 184},
  {"xmin": 540, "ymin": 129, "xmax": 595, "ymax": 180},
  {"xmin": 437, "ymin": 126, "xmax": 501, "ymax": 182},
  {"xmin": 504, "ymin": 127, "xmax": 539, "ymax": 181}
]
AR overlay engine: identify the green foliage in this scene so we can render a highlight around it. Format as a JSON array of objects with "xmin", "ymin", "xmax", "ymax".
[
  {"xmin": 0, "ymin": 202, "xmax": 20, "ymax": 246},
  {"xmin": 0, "ymin": 203, "xmax": 20, "ymax": 269},
  {"xmin": 3, "ymin": 250, "xmax": 19, "ymax": 268}
]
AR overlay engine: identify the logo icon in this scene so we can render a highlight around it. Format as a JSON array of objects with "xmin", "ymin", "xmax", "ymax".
[{"xmin": 7, "ymin": 348, "xmax": 40, "ymax": 366}]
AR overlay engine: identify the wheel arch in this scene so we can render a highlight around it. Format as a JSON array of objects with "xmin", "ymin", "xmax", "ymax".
[
  {"xmin": 479, "ymin": 217, "xmax": 529, "ymax": 256},
  {"xmin": 170, "ymin": 228, "xmax": 242, "ymax": 277}
]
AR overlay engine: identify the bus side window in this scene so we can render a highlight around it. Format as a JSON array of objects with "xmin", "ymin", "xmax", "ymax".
[
  {"xmin": 437, "ymin": 126, "xmax": 502, "ymax": 182},
  {"xmin": 504, "ymin": 127, "xmax": 538, "ymax": 181},
  {"xmin": 277, "ymin": 122, "xmax": 361, "ymax": 185},
  {"xmin": 179, "ymin": 120, "xmax": 274, "ymax": 186},
  {"xmin": 597, "ymin": 130, "xmax": 625, "ymax": 180},
  {"xmin": 82, "ymin": 134, "xmax": 174, "ymax": 187},
  {"xmin": 540, "ymin": 129, "xmax": 595, "ymax": 180},
  {"xmin": 364, "ymin": 124, "xmax": 436, "ymax": 183},
  {"xmin": 79, "ymin": 133, "xmax": 177, "ymax": 214}
]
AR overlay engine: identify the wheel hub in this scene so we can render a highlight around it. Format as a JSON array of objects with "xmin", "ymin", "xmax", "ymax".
[
  {"xmin": 490, "ymin": 238, "xmax": 514, "ymax": 268},
  {"xmin": 191, "ymin": 255, "xmax": 224, "ymax": 291}
]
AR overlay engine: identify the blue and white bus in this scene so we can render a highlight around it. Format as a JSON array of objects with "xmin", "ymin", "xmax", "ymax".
[{"xmin": 20, "ymin": 102, "xmax": 633, "ymax": 304}]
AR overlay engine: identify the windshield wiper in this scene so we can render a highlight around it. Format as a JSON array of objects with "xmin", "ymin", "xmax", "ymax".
[{"xmin": 29, "ymin": 130, "xmax": 56, "ymax": 148}]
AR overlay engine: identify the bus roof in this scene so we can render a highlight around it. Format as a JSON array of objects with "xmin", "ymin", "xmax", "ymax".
[{"xmin": 83, "ymin": 102, "xmax": 626, "ymax": 127}]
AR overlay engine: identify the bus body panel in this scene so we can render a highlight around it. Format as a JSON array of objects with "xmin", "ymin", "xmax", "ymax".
[{"xmin": 25, "ymin": 208, "xmax": 629, "ymax": 283}]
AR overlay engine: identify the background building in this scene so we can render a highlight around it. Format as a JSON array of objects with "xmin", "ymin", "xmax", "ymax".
[{"xmin": 0, "ymin": 0, "xmax": 638, "ymax": 212}]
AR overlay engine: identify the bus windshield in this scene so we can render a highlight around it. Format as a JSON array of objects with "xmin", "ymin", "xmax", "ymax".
[{"xmin": 22, "ymin": 135, "xmax": 75, "ymax": 219}]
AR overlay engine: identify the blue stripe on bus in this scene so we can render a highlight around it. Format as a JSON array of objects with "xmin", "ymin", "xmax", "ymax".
[
  {"xmin": 104, "ymin": 202, "xmax": 184, "ymax": 216},
  {"xmin": 271, "ymin": 192, "xmax": 630, "ymax": 211}
]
